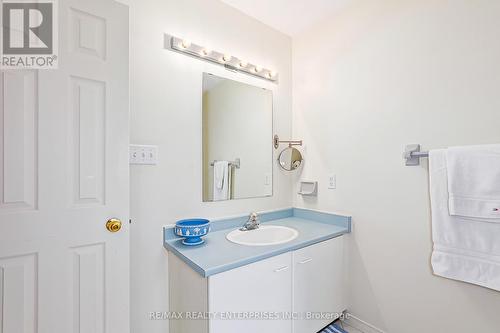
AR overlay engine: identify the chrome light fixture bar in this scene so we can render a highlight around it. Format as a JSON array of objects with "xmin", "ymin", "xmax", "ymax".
[{"xmin": 164, "ymin": 34, "xmax": 278, "ymax": 83}]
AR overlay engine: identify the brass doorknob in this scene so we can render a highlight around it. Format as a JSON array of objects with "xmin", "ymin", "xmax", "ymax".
[{"xmin": 106, "ymin": 218, "xmax": 122, "ymax": 233}]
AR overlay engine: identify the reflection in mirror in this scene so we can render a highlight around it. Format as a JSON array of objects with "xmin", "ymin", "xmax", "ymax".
[
  {"xmin": 278, "ymin": 147, "xmax": 303, "ymax": 171},
  {"xmin": 202, "ymin": 73, "xmax": 273, "ymax": 202}
]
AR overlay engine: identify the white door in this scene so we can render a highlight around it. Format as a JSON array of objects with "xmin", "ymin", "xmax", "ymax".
[
  {"xmin": 0, "ymin": 1, "xmax": 129, "ymax": 333},
  {"xmin": 209, "ymin": 253, "xmax": 293, "ymax": 333},
  {"xmin": 293, "ymin": 237, "xmax": 345, "ymax": 333}
]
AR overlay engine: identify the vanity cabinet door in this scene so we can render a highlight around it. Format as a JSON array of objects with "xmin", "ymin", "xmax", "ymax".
[
  {"xmin": 293, "ymin": 236, "xmax": 345, "ymax": 333},
  {"xmin": 208, "ymin": 252, "xmax": 293, "ymax": 333}
]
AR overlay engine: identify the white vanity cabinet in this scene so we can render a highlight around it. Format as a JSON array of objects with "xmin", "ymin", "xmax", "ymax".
[{"xmin": 168, "ymin": 236, "xmax": 345, "ymax": 333}]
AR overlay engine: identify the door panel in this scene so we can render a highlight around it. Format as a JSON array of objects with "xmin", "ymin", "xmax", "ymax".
[
  {"xmin": 70, "ymin": 76, "xmax": 106, "ymax": 205},
  {"xmin": 0, "ymin": 70, "xmax": 38, "ymax": 212},
  {"xmin": 0, "ymin": 254, "xmax": 37, "ymax": 333},
  {"xmin": 0, "ymin": 1, "xmax": 129, "ymax": 333},
  {"xmin": 70, "ymin": 243, "xmax": 105, "ymax": 333},
  {"xmin": 209, "ymin": 253, "xmax": 293, "ymax": 333},
  {"xmin": 293, "ymin": 237, "xmax": 345, "ymax": 333}
]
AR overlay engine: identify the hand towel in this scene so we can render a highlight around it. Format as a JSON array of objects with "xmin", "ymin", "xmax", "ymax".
[
  {"xmin": 446, "ymin": 144, "xmax": 500, "ymax": 221},
  {"xmin": 430, "ymin": 149, "xmax": 500, "ymax": 291},
  {"xmin": 213, "ymin": 161, "xmax": 230, "ymax": 201}
]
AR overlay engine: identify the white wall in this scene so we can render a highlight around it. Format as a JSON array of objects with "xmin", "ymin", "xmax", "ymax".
[
  {"xmin": 293, "ymin": 1, "xmax": 500, "ymax": 332},
  {"xmin": 119, "ymin": 0, "xmax": 292, "ymax": 332}
]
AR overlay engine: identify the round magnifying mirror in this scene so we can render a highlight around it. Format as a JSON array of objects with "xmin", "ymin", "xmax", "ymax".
[{"xmin": 278, "ymin": 147, "xmax": 303, "ymax": 171}]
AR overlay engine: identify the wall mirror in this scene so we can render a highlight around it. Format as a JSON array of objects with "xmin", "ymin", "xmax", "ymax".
[
  {"xmin": 278, "ymin": 147, "xmax": 303, "ymax": 171},
  {"xmin": 202, "ymin": 73, "xmax": 273, "ymax": 202}
]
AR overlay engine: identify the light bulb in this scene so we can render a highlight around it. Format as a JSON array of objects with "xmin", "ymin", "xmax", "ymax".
[
  {"xmin": 268, "ymin": 70, "xmax": 277, "ymax": 78},
  {"xmin": 201, "ymin": 48, "xmax": 211, "ymax": 56},
  {"xmin": 181, "ymin": 39, "xmax": 191, "ymax": 48},
  {"xmin": 222, "ymin": 54, "xmax": 232, "ymax": 62},
  {"xmin": 239, "ymin": 60, "xmax": 248, "ymax": 68},
  {"xmin": 254, "ymin": 65, "xmax": 262, "ymax": 73}
]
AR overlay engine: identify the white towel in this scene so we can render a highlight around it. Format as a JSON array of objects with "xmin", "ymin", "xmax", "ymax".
[
  {"xmin": 446, "ymin": 144, "xmax": 500, "ymax": 221},
  {"xmin": 430, "ymin": 149, "xmax": 500, "ymax": 291},
  {"xmin": 213, "ymin": 161, "xmax": 231, "ymax": 201}
]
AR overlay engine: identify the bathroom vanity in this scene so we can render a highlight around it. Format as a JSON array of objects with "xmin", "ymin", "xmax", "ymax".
[{"xmin": 164, "ymin": 208, "xmax": 351, "ymax": 333}]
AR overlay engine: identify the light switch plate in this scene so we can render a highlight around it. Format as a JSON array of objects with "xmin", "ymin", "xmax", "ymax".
[{"xmin": 130, "ymin": 145, "xmax": 158, "ymax": 165}]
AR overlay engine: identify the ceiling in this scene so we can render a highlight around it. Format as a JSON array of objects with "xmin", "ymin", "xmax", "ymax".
[{"xmin": 220, "ymin": 0, "xmax": 351, "ymax": 36}]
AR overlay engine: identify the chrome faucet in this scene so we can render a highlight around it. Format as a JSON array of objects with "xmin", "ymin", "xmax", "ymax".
[{"xmin": 240, "ymin": 212, "xmax": 260, "ymax": 231}]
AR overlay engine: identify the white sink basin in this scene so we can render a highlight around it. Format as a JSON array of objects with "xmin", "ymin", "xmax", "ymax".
[{"xmin": 226, "ymin": 225, "xmax": 299, "ymax": 246}]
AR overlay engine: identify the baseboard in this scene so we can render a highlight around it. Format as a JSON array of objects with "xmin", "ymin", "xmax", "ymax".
[{"xmin": 342, "ymin": 312, "xmax": 386, "ymax": 333}]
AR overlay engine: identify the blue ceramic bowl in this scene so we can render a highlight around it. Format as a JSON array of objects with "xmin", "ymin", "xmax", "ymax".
[{"xmin": 175, "ymin": 219, "xmax": 210, "ymax": 246}]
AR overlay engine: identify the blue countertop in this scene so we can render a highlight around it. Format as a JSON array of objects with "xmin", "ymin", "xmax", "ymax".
[{"xmin": 163, "ymin": 208, "xmax": 351, "ymax": 277}]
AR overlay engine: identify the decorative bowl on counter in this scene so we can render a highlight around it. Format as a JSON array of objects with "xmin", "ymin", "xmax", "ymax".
[{"xmin": 175, "ymin": 219, "xmax": 211, "ymax": 246}]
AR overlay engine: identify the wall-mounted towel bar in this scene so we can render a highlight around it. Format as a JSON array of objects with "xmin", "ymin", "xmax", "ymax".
[
  {"xmin": 210, "ymin": 158, "xmax": 241, "ymax": 169},
  {"xmin": 404, "ymin": 144, "xmax": 429, "ymax": 166}
]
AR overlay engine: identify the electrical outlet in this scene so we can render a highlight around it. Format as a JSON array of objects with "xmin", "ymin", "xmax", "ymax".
[
  {"xmin": 328, "ymin": 174, "xmax": 336, "ymax": 189},
  {"xmin": 130, "ymin": 145, "xmax": 158, "ymax": 165},
  {"xmin": 264, "ymin": 173, "xmax": 272, "ymax": 185}
]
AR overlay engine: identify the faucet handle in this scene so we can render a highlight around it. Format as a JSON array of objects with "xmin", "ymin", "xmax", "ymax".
[{"xmin": 240, "ymin": 212, "xmax": 260, "ymax": 231}]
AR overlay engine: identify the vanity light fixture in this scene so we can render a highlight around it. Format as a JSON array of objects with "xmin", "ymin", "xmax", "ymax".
[
  {"xmin": 181, "ymin": 39, "xmax": 191, "ymax": 48},
  {"xmin": 165, "ymin": 34, "xmax": 278, "ymax": 82}
]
